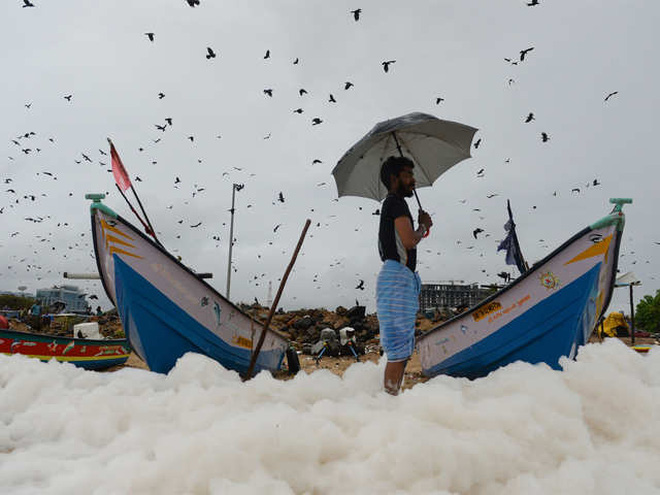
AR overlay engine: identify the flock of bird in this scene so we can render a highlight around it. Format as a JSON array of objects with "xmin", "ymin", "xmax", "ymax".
[{"xmin": 3, "ymin": 0, "xmax": 645, "ymax": 310}]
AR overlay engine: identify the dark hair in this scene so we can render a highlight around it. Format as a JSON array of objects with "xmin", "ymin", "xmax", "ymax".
[{"xmin": 380, "ymin": 156, "xmax": 414, "ymax": 189}]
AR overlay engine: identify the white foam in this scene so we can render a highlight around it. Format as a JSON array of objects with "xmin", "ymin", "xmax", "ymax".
[{"xmin": 1, "ymin": 339, "xmax": 659, "ymax": 494}]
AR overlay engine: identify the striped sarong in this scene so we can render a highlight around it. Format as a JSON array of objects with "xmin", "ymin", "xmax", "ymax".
[{"xmin": 376, "ymin": 259, "xmax": 421, "ymax": 362}]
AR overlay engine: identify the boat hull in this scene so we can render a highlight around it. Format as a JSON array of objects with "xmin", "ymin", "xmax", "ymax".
[
  {"xmin": 417, "ymin": 209, "xmax": 624, "ymax": 379},
  {"xmin": 90, "ymin": 204, "xmax": 289, "ymax": 376},
  {"xmin": 0, "ymin": 328, "xmax": 130, "ymax": 370}
]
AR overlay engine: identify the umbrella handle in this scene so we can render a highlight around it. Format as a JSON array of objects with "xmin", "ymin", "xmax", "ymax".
[{"xmin": 423, "ymin": 226, "xmax": 430, "ymax": 238}]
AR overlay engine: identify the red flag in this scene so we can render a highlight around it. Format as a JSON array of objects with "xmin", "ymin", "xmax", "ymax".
[{"xmin": 108, "ymin": 139, "xmax": 132, "ymax": 192}]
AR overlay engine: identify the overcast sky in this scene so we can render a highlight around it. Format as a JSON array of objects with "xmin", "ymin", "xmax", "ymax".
[{"xmin": 1, "ymin": 0, "xmax": 658, "ymax": 314}]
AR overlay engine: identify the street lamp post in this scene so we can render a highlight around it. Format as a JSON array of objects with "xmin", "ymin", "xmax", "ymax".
[{"xmin": 226, "ymin": 183, "xmax": 243, "ymax": 300}]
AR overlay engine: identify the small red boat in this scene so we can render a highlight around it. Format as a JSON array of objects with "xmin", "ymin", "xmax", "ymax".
[{"xmin": 0, "ymin": 327, "xmax": 131, "ymax": 370}]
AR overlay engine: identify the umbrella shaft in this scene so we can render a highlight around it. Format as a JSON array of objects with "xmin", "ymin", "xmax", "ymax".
[{"xmin": 413, "ymin": 189, "xmax": 423, "ymax": 210}]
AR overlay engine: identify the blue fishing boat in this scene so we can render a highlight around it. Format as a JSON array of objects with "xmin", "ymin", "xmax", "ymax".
[
  {"xmin": 87, "ymin": 194, "xmax": 290, "ymax": 376},
  {"xmin": 417, "ymin": 198, "xmax": 630, "ymax": 379}
]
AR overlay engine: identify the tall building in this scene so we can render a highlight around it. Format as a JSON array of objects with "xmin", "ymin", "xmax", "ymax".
[
  {"xmin": 419, "ymin": 280, "xmax": 493, "ymax": 313},
  {"xmin": 35, "ymin": 285, "xmax": 89, "ymax": 313}
]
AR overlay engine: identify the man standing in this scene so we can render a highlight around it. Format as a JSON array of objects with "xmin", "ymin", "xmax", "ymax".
[
  {"xmin": 29, "ymin": 300, "xmax": 42, "ymax": 331},
  {"xmin": 377, "ymin": 156, "xmax": 433, "ymax": 395}
]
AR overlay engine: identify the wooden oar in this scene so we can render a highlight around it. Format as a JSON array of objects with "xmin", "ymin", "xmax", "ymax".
[{"xmin": 244, "ymin": 218, "xmax": 311, "ymax": 380}]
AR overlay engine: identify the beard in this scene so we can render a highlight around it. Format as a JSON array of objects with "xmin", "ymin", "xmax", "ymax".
[{"xmin": 395, "ymin": 182, "xmax": 414, "ymax": 197}]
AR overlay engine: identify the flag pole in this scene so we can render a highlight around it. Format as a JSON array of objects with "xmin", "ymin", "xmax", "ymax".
[
  {"xmin": 130, "ymin": 185, "xmax": 162, "ymax": 246},
  {"xmin": 115, "ymin": 184, "xmax": 150, "ymax": 233}
]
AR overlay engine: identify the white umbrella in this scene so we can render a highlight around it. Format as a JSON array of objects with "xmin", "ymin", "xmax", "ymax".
[{"xmin": 332, "ymin": 112, "xmax": 478, "ymax": 207}]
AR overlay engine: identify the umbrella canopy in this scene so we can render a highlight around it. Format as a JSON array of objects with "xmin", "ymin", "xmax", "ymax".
[{"xmin": 332, "ymin": 112, "xmax": 478, "ymax": 202}]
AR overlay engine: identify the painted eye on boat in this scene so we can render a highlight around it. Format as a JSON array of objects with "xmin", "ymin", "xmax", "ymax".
[{"xmin": 589, "ymin": 233, "xmax": 602, "ymax": 243}]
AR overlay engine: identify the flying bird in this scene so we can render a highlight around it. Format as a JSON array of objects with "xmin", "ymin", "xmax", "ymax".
[
  {"xmin": 541, "ymin": 132, "xmax": 549, "ymax": 142},
  {"xmin": 571, "ymin": 188, "xmax": 580, "ymax": 194},
  {"xmin": 278, "ymin": 191, "xmax": 284, "ymax": 203},
  {"xmin": 524, "ymin": 112, "xmax": 535, "ymax": 123},
  {"xmin": 382, "ymin": 60, "xmax": 396, "ymax": 73},
  {"xmin": 157, "ymin": 92, "xmax": 165, "ymax": 99},
  {"xmin": 344, "ymin": 81, "xmax": 354, "ymax": 90},
  {"xmin": 355, "ymin": 279, "xmax": 365, "ymax": 290},
  {"xmin": 23, "ymin": 0, "xmax": 35, "ymax": 7},
  {"xmin": 165, "ymin": 117, "xmax": 172, "ymax": 126},
  {"xmin": 299, "ymin": 88, "xmax": 308, "ymax": 96},
  {"xmin": 263, "ymin": 49, "xmax": 270, "ymax": 59},
  {"xmin": 435, "ymin": 97, "xmax": 445, "ymax": 104},
  {"xmin": 145, "ymin": 32, "xmax": 155, "ymax": 42},
  {"xmin": 350, "ymin": 8, "xmax": 361, "ymax": 21},
  {"xmin": 206, "ymin": 47, "xmax": 216, "ymax": 59},
  {"xmin": 593, "ymin": 179, "xmax": 601, "ymax": 186},
  {"xmin": 190, "ymin": 222, "xmax": 202, "ymax": 228},
  {"xmin": 312, "ymin": 118, "xmax": 323, "ymax": 125},
  {"xmin": 519, "ymin": 47, "xmax": 534, "ymax": 61},
  {"xmin": 328, "ymin": 94, "xmax": 337, "ymax": 103},
  {"xmin": 312, "ymin": 159, "xmax": 322, "ymax": 165},
  {"xmin": 527, "ymin": 0, "xmax": 539, "ymax": 5},
  {"xmin": 63, "ymin": 94, "xmax": 72, "ymax": 101},
  {"xmin": 185, "ymin": 0, "xmax": 200, "ymax": 6},
  {"xmin": 155, "ymin": 124, "xmax": 167, "ymax": 131},
  {"xmin": 604, "ymin": 91, "xmax": 618, "ymax": 102},
  {"xmin": 263, "ymin": 88, "xmax": 273, "ymax": 97},
  {"xmin": 293, "ymin": 57, "xmax": 299, "ymax": 64},
  {"xmin": 293, "ymin": 108, "xmax": 303, "ymax": 114},
  {"xmin": 472, "ymin": 228, "xmax": 484, "ymax": 239},
  {"xmin": 474, "ymin": 138, "xmax": 482, "ymax": 149}
]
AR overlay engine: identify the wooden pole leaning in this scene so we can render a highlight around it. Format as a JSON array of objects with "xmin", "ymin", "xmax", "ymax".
[{"xmin": 244, "ymin": 218, "xmax": 311, "ymax": 380}]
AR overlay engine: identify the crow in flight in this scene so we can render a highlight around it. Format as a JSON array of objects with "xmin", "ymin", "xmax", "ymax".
[
  {"xmin": 206, "ymin": 47, "xmax": 216, "ymax": 59},
  {"xmin": 604, "ymin": 91, "xmax": 618, "ymax": 102},
  {"xmin": 519, "ymin": 47, "xmax": 534, "ymax": 61},
  {"xmin": 350, "ymin": 9, "xmax": 361, "ymax": 21},
  {"xmin": 145, "ymin": 32, "xmax": 155, "ymax": 42},
  {"xmin": 382, "ymin": 60, "xmax": 396, "ymax": 73}
]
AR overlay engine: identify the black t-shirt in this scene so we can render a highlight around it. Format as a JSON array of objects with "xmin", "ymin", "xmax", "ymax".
[{"xmin": 378, "ymin": 194, "xmax": 416, "ymax": 272}]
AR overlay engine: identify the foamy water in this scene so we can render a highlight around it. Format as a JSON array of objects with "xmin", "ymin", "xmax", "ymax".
[{"xmin": 1, "ymin": 339, "xmax": 659, "ymax": 494}]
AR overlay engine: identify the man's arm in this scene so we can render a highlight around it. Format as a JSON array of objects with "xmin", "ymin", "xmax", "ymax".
[{"xmin": 394, "ymin": 215, "xmax": 429, "ymax": 250}]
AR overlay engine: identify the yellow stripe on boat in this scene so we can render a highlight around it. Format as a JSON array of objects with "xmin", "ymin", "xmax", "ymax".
[
  {"xmin": 104, "ymin": 233, "xmax": 136, "ymax": 250},
  {"xmin": 101, "ymin": 219, "xmax": 134, "ymax": 240},
  {"xmin": 109, "ymin": 246, "xmax": 142, "ymax": 259},
  {"xmin": 564, "ymin": 234, "xmax": 612, "ymax": 265},
  {"xmin": 1, "ymin": 352, "xmax": 130, "ymax": 361}
]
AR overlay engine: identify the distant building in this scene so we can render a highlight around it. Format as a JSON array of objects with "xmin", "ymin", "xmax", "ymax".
[
  {"xmin": 419, "ymin": 280, "xmax": 493, "ymax": 313},
  {"xmin": 35, "ymin": 285, "xmax": 88, "ymax": 313}
]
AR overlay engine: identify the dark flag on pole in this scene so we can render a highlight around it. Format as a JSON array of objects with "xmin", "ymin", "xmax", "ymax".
[{"xmin": 497, "ymin": 199, "xmax": 528, "ymax": 275}]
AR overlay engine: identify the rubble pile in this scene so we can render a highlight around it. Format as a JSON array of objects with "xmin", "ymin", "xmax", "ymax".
[{"xmin": 239, "ymin": 303, "xmax": 443, "ymax": 352}]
